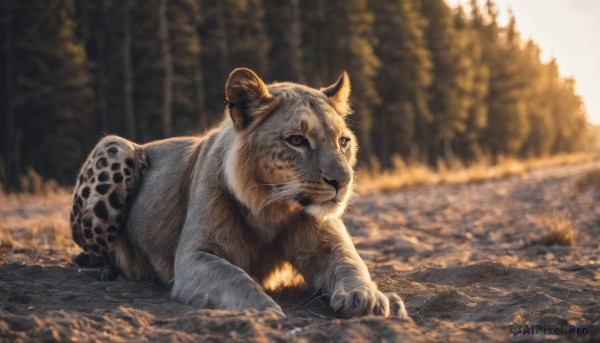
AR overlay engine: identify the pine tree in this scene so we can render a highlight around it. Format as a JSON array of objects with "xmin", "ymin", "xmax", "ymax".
[
  {"xmin": 420, "ymin": 0, "xmax": 472, "ymax": 166},
  {"xmin": 198, "ymin": 0, "xmax": 230, "ymax": 119},
  {"xmin": 199, "ymin": 0, "xmax": 270, "ymax": 121},
  {"xmin": 300, "ymin": 0, "xmax": 328, "ymax": 86},
  {"xmin": 123, "ymin": 0, "xmax": 137, "ymax": 140},
  {"xmin": 2, "ymin": 0, "xmax": 95, "ymax": 186},
  {"xmin": 227, "ymin": 0, "xmax": 270, "ymax": 76},
  {"xmin": 169, "ymin": 0, "xmax": 205, "ymax": 134},
  {"xmin": 78, "ymin": 0, "xmax": 138, "ymax": 139},
  {"xmin": 370, "ymin": 0, "xmax": 432, "ymax": 167},
  {"xmin": 520, "ymin": 40, "xmax": 555, "ymax": 157},
  {"xmin": 302, "ymin": 0, "xmax": 380, "ymax": 161},
  {"xmin": 484, "ymin": 9, "xmax": 530, "ymax": 157},
  {"xmin": 0, "ymin": 0, "xmax": 18, "ymax": 188},
  {"xmin": 453, "ymin": 4, "xmax": 489, "ymax": 160},
  {"xmin": 264, "ymin": 0, "xmax": 305, "ymax": 83},
  {"xmin": 0, "ymin": 0, "xmax": 592, "ymax": 188},
  {"xmin": 550, "ymin": 74, "xmax": 587, "ymax": 153},
  {"xmin": 158, "ymin": 0, "xmax": 173, "ymax": 138},
  {"xmin": 75, "ymin": 0, "xmax": 115, "ymax": 136}
]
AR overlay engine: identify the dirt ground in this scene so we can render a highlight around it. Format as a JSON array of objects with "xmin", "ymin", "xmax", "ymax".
[{"xmin": 1, "ymin": 162, "xmax": 599, "ymax": 342}]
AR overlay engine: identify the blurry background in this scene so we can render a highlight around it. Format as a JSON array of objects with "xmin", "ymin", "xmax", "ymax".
[{"xmin": 0, "ymin": 0, "xmax": 594, "ymax": 191}]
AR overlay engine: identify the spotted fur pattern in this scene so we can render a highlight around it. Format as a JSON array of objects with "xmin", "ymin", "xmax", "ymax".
[{"xmin": 70, "ymin": 135, "xmax": 147, "ymax": 279}]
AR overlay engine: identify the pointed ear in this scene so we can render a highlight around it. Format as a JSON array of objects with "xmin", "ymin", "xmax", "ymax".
[
  {"xmin": 225, "ymin": 68, "xmax": 278, "ymax": 130},
  {"xmin": 320, "ymin": 71, "xmax": 351, "ymax": 115}
]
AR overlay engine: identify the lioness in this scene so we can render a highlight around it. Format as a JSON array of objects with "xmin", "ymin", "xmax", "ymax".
[{"xmin": 70, "ymin": 68, "xmax": 408, "ymax": 318}]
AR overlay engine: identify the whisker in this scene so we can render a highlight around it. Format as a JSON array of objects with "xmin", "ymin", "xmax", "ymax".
[
  {"xmin": 249, "ymin": 182, "xmax": 291, "ymax": 190},
  {"xmin": 257, "ymin": 185, "xmax": 303, "ymax": 210}
]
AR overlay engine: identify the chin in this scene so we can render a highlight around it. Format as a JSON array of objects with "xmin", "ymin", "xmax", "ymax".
[{"xmin": 305, "ymin": 201, "xmax": 346, "ymax": 221}]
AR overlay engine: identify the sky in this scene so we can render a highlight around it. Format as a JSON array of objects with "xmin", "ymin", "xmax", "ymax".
[{"xmin": 446, "ymin": 0, "xmax": 600, "ymax": 124}]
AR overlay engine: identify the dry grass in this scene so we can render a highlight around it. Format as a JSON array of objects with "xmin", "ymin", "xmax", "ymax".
[
  {"xmin": 575, "ymin": 168, "xmax": 600, "ymax": 191},
  {"xmin": 356, "ymin": 153, "xmax": 598, "ymax": 193},
  {"xmin": 0, "ymin": 167, "xmax": 62, "ymax": 197},
  {"xmin": 0, "ymin": 184, "xmax": 75, "ymax": 265},
  {"xmin": 0, "ymin": 215, "xmax": 75, "ymax": 255},
  {"xmin": 0, "ymin": 174, "xmax": 71, "ymax": 208},
  {"xmin": 535, "ymin": 214, "xmax": 577, "ymax": 247}
]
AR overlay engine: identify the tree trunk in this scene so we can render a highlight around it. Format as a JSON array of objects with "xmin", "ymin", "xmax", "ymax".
[
  {"xmin": 95, "ymin": 0, "xmax": 110, "ymax": 134},
  {"xmin": 159, "ymin": 0, "xmax": 173, "ymax": 138},
  {"xmin": 289, "ymin": 0, "xmax": 305, "ymax": 83},
  {"xmin": 3, "ymin": 0, "xmax": 20, "ymax": 191},
  {"xmin": 123, "ymin": 0, "xmax": 136, "ymax": 140},
  {"xmin": 316, "ymin": 0, "xmax": 327, "ymax": 85},
  {"xmin": 443, "ymin": 137, "xmax": 454, "ymax": 168},
  {"xmin": 194, "ymin": 59, "xmax": 207, "ymax": 130},
  {"xmin": 215, "ymin": 0, "xmax": 229, "ymax": 75}
]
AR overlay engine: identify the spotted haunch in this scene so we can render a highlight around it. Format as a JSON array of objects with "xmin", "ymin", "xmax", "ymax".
[{"xmin": 70, "ymin": 136, "xmax": 147, "ymax": 280}]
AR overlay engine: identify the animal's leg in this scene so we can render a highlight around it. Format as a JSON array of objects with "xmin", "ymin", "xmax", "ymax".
[
  {"xmin": 285, "ymin": 218, "xmax": 409, "ymax": 319},
  {"xmin": 171, "ymin": 250, "xmax": 284, "ymax": 316}
]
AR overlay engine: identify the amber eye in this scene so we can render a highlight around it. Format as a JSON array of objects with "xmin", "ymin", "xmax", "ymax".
[
  {"xmin": 339, "ymin": 137, "xmax": 350, "ymax": 150},
  {"xmin": 287, "ymin": 135, "xmax": 308, "ymax": 147}
]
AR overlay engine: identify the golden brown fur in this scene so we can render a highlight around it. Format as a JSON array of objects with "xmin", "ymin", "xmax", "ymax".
[{"xmin": 72, "ymin": 68, "xmax": 409, "ymax": 319}]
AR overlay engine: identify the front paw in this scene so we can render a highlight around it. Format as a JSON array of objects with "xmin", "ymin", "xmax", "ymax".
[
  {"xmin": 330, "ymin": 286, "xmax": 409, "ymax": 319},
  {"xmin": 330, "ymin": 285, "xmax": 387, "ymax": 317}
]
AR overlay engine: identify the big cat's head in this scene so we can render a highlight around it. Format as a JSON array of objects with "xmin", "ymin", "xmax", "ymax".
[{"xmin": 224, "ymin": 68, "xmax": 357, "ymax": 221}]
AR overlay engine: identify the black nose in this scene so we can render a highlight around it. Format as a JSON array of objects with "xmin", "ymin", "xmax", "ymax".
[{"xmin": 323, "ymin": 177, "xmax": 349, "ymax": 191}]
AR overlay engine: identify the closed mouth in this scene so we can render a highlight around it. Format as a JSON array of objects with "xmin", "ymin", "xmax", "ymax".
[
  {"xmin": 294, "ymin": 193, "xmax": 312, "ymax": 206},
  {"xmin": 294, "ymin": 193, "xmax": 339, "ymax": 207}
]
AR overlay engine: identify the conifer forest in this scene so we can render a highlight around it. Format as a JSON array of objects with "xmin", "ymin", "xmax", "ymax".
[{"xmin": 0, "ymin": 0, "xmax": 589, "ymax": 190}]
